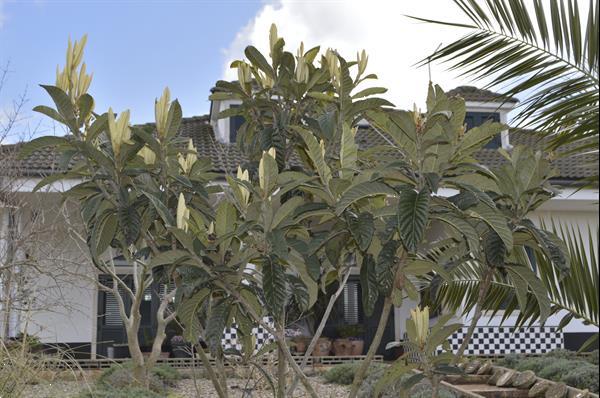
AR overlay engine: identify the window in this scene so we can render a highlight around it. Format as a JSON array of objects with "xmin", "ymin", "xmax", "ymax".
[
  {"xmin": 229, "ymin": 105, "xmax": 245, "ymax": 143},
  {"xmin": 464, "ymin": 112, "xmax": 501, "ymax": 149},
  {"xmin": 343, "ymin": 282, "xmax": 360, "ymax": 324}
]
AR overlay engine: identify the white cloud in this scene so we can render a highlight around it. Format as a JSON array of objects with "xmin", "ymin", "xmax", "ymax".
[{"xmin": 222, "ymin": 0, "xmax": 477, "ymax": 110}]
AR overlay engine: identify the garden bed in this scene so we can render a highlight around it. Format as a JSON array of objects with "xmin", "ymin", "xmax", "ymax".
[
  {"xmin": 436, "ymin": 350, "xmax": 599, "ymax": 398},
  {"xmin": 22, "ymin": 374, "xmax": 350, "ymax": 398}
]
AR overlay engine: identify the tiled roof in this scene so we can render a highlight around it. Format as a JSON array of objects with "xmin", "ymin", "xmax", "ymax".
[
  {"xmin": 447, "ymin": 86, "xmax": 519, "ymax": 104},
  {"xmin": 1, "ymin": 115, "xmax": 594, "ymax": 184}
]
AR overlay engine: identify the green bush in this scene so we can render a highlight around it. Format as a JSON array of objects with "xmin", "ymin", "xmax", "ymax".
[
  {"xmin": 152, "ymin": 363, "xmax": 181, "ymax": 386},
  {"xmin": 561, "ymin": 365, "xmax": 599, "ymax": 393},
  {"xmin": 514, "ymin": 357, "xmax": 548, "ymax": 373},
  {"xmin": 587, "ymin": 349, "xmax": 598, "ymax": 365},
  {"xmin": 355, "ymin": 366, "xmax": 456, "ymax": 398},
  {"xmin": 537, "ymin": 359, "xmax": 590, "ymax": 380},
  {"xmin": 77, "ymin": 386, "xmax": 162, "ymax": 398},
  {"xmin": 496, "ymin": 353, "xmax": 525, "ymax": 368},
  {"xmin": 97, "ymin": 362, "xmax": 180, "ymax": 393},
  {"xmin": 324, "ymin": 363, "xmax": 362, "ymax": 385},
  {"xmin": 543, "ymin": 349, "xmax": 577, "ymax": 359}
]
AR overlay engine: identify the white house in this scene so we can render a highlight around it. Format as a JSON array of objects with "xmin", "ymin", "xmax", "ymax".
[{"xmin": 0, "ymin": 86, "xmax": 597, "ymax": 359}]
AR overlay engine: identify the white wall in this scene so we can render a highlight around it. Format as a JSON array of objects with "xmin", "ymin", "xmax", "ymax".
[
  {"xmin": 472, "ymin": 195, "xmax": 599, "ymax": 333},
  {"xmin": 5, "ymin": 193, "xmax": 97, "ymax": 346}
]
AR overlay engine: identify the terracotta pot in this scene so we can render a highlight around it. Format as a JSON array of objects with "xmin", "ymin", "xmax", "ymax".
[
  {"xmin": 312, "ymin": 337, "xmax": 331, "ymax": 356},
  {"xmin": 293, "ymin": 337, "xmax": 308, "ymax": 354},
  {"xmin": 349, "ymin": 339, "xmax": 364, "ymax": 356},
  {"xmin": 332, "ymin": 338, "xmax": 352, "ymax": 356}
]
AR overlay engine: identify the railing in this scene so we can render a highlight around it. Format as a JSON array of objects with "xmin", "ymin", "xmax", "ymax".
[{"xmin": 67, "ymin": 354, "xmax": 384, "ymax": 370}]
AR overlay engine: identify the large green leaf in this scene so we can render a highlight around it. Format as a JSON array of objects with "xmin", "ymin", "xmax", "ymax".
[
  {"xmin": 40, "ymin": 85, "xmax": 76, "ymax": 127},
  {"xmin": 484, "ymin": 230, "xmax": 506, "ymax": 268},
  {"xmin": 468, "ymin": 204, "xmax": 513, "ymax": 252},
  {"xmin": 506, "ymin": 264, "xmax": 551, "ymax": 324},
  {"xmin": 262, "ymin": 256, "xmax": 287, "ymax": 319},
  {"xmin": 397, "ymin": 188, "xmax": 430, "ymax": 253},
  {"xmin": 92, "ymin": 212, "xmax": 118, "ymax": 257},
  {"xmin": 335, "ymin": 181, "xmax": 396, "ymax": 215},
  {"xmin": 178, "ymin": 288, "xmax": 210, "ymax": 341},
  {"xmin": 205, "ymin": 300, "xmax": 231, "ymax": 353},
  {"xmin": 292, "ymin": 126, "xmax": 332, "ymax": 186},
  {"xmin": 245, "ymin": 45, "xmax": 275, "ymax": 78},
  {"xmin": 347, "ymin": 211, "xmax": 375, "ymax": 251},
  {"xmin": 376, "ymin": 240, "xmax": 401, "ymax": 296},
  {"xmin": 360, "ymin": 254, "xmax": 379, "ymax": 316},
  {"xmin": 339, "ymin": 122, "xmax": 358, "ymax": 179}
]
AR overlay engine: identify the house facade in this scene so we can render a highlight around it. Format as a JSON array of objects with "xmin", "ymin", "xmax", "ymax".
[{"xmin": 0, "ymin": 86, "xmax": 597, "ymax": 359}]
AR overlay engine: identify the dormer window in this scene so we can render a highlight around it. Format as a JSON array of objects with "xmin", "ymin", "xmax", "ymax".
[
  {"xmin": 209, "ymin": 96, "xmax": 243, "ymax": 143},
  {"xmin": 447, "ymin": 86, "xmax": 519, "ymax": 150},
  {"xmin": 465, "ymin": 111, "xmax": 501, "ymax": 149}
]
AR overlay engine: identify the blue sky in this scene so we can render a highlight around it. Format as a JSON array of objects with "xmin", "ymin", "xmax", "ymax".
[
  {"xmin": 1, "ymin": 0, "xmax": 483, "ymax": 141},
  {"xmin": 0, "ymin": 0, "xmax": 264, "ymax": 130}
]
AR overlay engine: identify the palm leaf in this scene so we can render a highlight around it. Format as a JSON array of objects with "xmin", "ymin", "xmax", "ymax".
[
  {"xmin": 431, "ymin": 220, "xmax": 598, "ymax": 337},
  {"xmin": 412, "ymin": 0, "xmax": 599, "ymax": 170}
]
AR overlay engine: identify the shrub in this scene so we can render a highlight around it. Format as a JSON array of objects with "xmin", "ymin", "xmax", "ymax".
[
  {"xmin": 97, "ymin": 362, "xmax": 180, "ymax": 392},
  {"xmin": 537, "ymin": 359, "xmax": 589, "ymax": 380},
  {"xmin": 324, "ymin": 363, "xmax": 362, "ymax": 385},
  {"xmin": 496, "ymin": 353, "xmax": 525, "ymax": 368},
  {"xmin": 587, "ymin": 349, "xmax": 598, "ymax": 365},
  {"xmin": 561, "ymin": 365, "xmax": 599, "ymax": 393},
  {"xmin": 355, "ymin": 365, "xmax": 456, "ymax": 398},
  {"xmin": 543, "ymin": 349, "xmax": 577, "ymax": 359},
  {"xmin": 77, "ymin": 386, "xmax": 162, "ymax": 398},
  {"xmin": 152, "ymin": 363, "xmax": 181, "ymax": 386},
  {"xmin": 514, "ymin": 357, "xmax": 548, "ymax": 373}
]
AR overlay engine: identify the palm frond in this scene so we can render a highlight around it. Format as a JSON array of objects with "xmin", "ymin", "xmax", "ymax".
[
  {"xmin": 430, "ymin": 220, "xmax": 598, "ymax": 333},
  {"xmin": 413, "ymin": 0, "xmax": 599, "ymax": 159}
]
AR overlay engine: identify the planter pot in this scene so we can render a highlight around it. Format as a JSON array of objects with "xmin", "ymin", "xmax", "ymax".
[
  {"xmin": 171, "ymin": 342, "xmax": 191, "ymax": 358},
  {"xmin": 349, "ymin": 339, "xmax": 364, "ymax": 356},
  {"xmin": 332, "ymin": 338, "xmax": 352, "ymax": 356},
  {"xmin": 312, "ymin": 337, "xmax": 331, "ymax": 357},
  {"xmin": 293, "ymin": 337, "xmax": 308, "ymax": 354}
]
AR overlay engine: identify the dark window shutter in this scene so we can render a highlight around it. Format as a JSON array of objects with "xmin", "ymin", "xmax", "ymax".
[
  {"xmin": 465, "ymin": 112, "xmax": 501, "ymax": 149},
  {"xmin": 343, "ymin": 281, "xmax": 360, "ymax": 324},
  {"xmin": 229, "ymin": 105, "xmax": 245, "ymax": 143}
]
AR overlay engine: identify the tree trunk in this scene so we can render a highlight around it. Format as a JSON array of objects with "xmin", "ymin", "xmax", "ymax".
[
  {"xmin": 287, "ymin": 268, "xmax": 351, "ymax": 396},
  {"xmin": 125, "ymin": 316, "xmax": 146, "ymax": 386},
  {"xmin": 452, "ymin": 267, "xmax": 494, "ymax": 363},
  {"xmin": 348, "ymin": 297, "xmax": 393, "ymax": 398},
  {"xmin": 276, "ymin": 344, "xmax": 286, "ymax": 398},
  {"xmin": 196, "ymin": 343, "xmax": 229, "ymax": 398}
]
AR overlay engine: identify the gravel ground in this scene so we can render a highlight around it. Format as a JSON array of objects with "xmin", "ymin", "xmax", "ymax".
[{"xmin": 21, "ymin": 376, "xmax": 350, "ymax": 398}]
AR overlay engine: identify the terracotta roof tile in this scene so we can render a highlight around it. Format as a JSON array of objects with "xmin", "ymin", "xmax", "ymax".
[{"xmin": 2, "ymin": 115, "xmax": 594, "ymax": 184}]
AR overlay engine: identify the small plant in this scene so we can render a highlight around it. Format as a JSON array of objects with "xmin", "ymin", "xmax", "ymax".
[
  {"xmin": 514, "ymin": 357, "xmax": 548, "ymax": 373},
  {"xmin": 376, "ymin": 307, "xmax": 463, "ymax": 398},
  {"xmin": 357, "ymin": 368, "xmax": 456, "ymax": 398},
  {"xmin": 170, "ymin": 335, "xmax": 185, "ymax": 344},
  {"xmin": 496, "ymin": 353, "xmax": 524, "ymax": 368},
  {"xmin": 537, "ymin": 359, "xmax": 587, "ymax": 380},
  {"xmin": 324, "ymin": 363, "xmax": 362, "ymax": 385},
  {"xmin": 587, "ymin": 349, "xmax": 599, "ymax": 365},
  {"xmin": 77, "ymin": 386, "xmax": 162, "ymax": 398},
  {"xmin": 152, "ymin": 363, "xmax": 181, "ymax": 387},
  {"xmin": 13, "ymin": 332, "xmax": 42, "ymax": 351},
  {"xmin": 543, "ymin": 349, "xmax": 577, "ymax": 359},
  {"xmin": 561, "ymin": 365, "xmax": 599, "ymax": 393},
  {"xmin": 97, "ymin": 362, "xmax": 180, "ymax": 393},
  {"xmin": 337, "ymin": 324, "xmax": 365, "ymax": 339}
]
